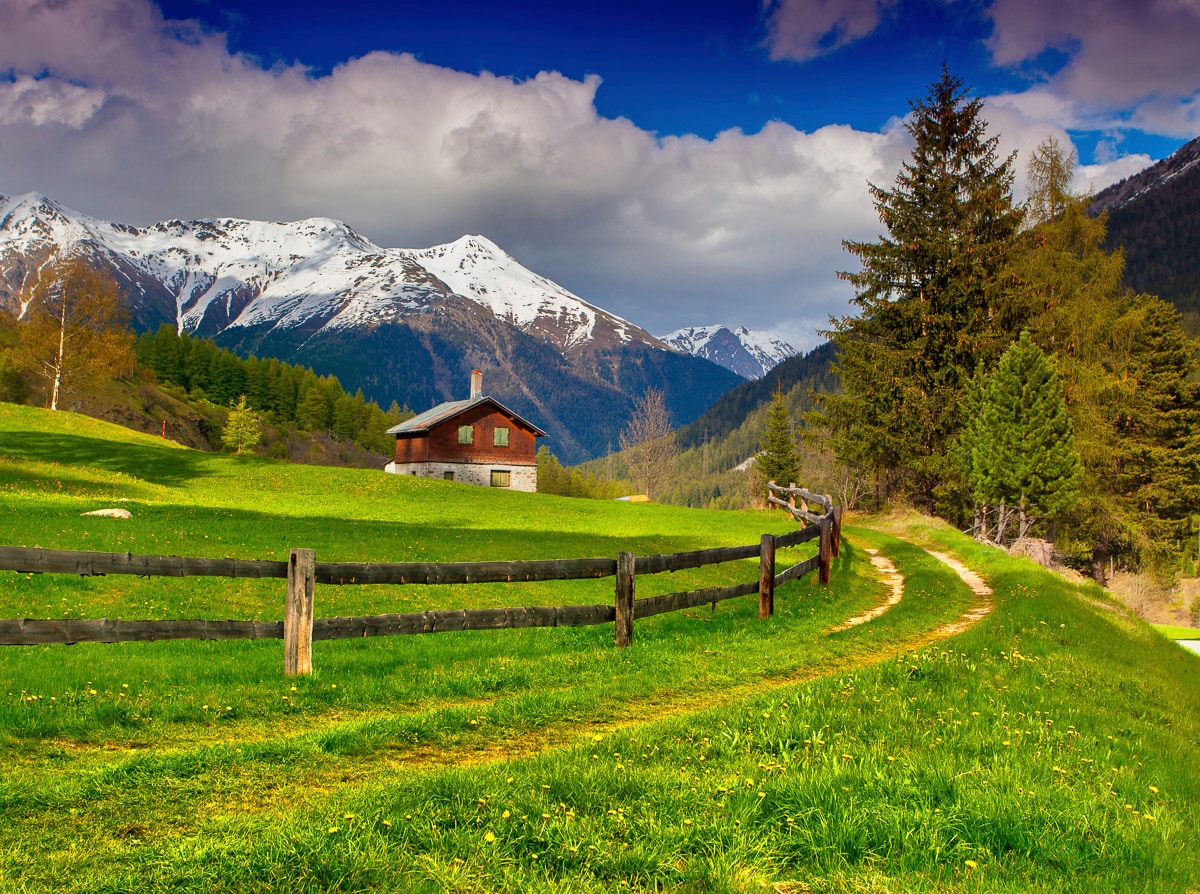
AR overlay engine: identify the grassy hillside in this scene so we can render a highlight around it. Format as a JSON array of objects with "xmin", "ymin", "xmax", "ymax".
[{"xmin": 1, "ymin": 404, "xmax": 1198, "ymax": 892}]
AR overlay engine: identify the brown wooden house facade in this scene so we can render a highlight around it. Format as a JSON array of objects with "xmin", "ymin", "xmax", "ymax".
[{"xmin": 384, "ymin": 370, "xmax": 545, "ymax": 492}]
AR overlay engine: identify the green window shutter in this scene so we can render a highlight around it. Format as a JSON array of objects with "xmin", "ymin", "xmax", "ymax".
[
  {"xmin": 458, "ymin": 425, "xmax": 474, "ymax": 444},
  {"xmin": 494, "ymin": 426, "xmax": 509, "ymax": 447}
]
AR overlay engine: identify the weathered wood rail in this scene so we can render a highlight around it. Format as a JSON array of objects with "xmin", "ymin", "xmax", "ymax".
[{"xmin": 0, "ymin": 502, "xmax": 841, "ymax": 675}]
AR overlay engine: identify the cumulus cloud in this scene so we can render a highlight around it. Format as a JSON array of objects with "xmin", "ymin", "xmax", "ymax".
[
  {"xmin": 984, "ymin": 0, "xmax": 1200, "ymax": 137},
  {"xmin": 0, "ymin": 0, "xmax": 912, "ymax": 343},
  {"xmin": 763, "ymin": 0, "xmax": 898, "ymax": 62},
  {"xmin": 981, "ymin": 94, "xmax": 1151, "ymax": 199}
]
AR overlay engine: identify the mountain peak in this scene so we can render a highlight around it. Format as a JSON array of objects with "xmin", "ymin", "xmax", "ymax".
[{"xmin": 660, "ymin": 324, "xmax": 798, "ymax": 380}]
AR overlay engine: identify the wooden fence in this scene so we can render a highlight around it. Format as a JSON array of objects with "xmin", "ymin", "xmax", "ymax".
[{"xmin": 0, "ymin": 503, "xmax": 841, "ymax": 675}]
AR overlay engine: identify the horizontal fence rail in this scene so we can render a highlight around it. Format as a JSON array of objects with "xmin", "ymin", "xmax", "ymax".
[
  {"xmin": 0, "ymin": 618, "xmax": 283, "ymax": 645},
  {"xmin": 633, "ymin": 580, "xmax": 760, "ymax": 620},
  {"xmin": 0, "ymin": 500, "xmax": 842, "ymax": 674},
  {"xmin": 313, "ymin": 603, "xmax": 616, "ymax": 640},
  {"xmin": 0, "ymin": 546, "xmax": 617, "ymax": 585}
]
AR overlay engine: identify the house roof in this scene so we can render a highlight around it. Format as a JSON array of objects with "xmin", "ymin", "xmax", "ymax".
[{"xmin": 386, "ymin": 394, "xmax": 547, "ymax": 437}]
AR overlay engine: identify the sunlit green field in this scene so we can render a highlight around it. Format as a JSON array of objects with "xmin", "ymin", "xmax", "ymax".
[{"xmin": 1, "ymin": 403, "xmax": 1198, "ymax": 893}]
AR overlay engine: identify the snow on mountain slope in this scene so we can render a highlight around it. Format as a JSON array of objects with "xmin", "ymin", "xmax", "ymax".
[
  {"xmin": 1090, "ymin": 136, "xmax": 1200, "ymax": 215},
  {"xmin": 0, "ymin": 192, "xmax": 655, "ymax": 355},
  {"xmin": 414, "ymin": 235, "xmax": 658, "ymax": 352},
  {"xmin": 660, "ymin": 324, "xmax": 797, "ymax": 379}
]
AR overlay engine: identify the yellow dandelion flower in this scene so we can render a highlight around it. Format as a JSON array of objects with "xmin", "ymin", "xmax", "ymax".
[
  {"xmin": 965, "ymin": 859, "xmax": 978, "ymax": 870},
  {"xmin": 485, "ymin": 831, "xmax": 496, "ymax": 843}
]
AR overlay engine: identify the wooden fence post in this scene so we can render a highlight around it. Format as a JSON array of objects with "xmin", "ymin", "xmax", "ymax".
[
  {"xmin": 818, "ymin": 518, "xmax": 831, "ymax": 585},
  {"xmin": 831, "ymin": 505, "xmax": 842, "ymax": 558},
  {"xmin": 758, "ymin": 534, "xmax": 775, "ymax": 618},
  {"xmin": 285, "ymin": 548, "xmax": 315, "ymax": 676},
  {"xmin": 614, "ymin": 551, "xmax": 635, "ymax": 648}
]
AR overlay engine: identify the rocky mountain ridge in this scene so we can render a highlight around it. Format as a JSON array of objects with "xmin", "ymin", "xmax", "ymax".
[{"xmin": 659, "ymin": 324, "xmax": 798, "ymax": 380}]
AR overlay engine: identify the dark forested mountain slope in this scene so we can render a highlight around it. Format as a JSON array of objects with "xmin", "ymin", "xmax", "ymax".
[
  {"xmin": 676, "ymin": 341, "xmax": 838, "ymax": 450},
  {"xmin": 1090, "ymin": 136, "xmax": 1200, "ymax": 314}
]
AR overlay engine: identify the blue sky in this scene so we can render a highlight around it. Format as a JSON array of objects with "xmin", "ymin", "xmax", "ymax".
[{"xmin": 2, "ymin": 0, "xmax": 1198, "ymax": 346}]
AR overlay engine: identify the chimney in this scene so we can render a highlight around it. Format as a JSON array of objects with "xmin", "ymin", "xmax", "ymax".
[{"xmin": 470, "ymin": 369, "xmax": 483, "ymax": 399}]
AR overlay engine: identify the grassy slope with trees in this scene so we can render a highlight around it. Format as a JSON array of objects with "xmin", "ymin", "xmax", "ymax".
[{"xmin": 1, "ymin": 404, "xmax": 1198, "ymax": 892}]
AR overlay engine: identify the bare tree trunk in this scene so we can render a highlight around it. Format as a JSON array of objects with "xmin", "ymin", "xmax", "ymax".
[
  {"xmin": 1091, "ymin": 535, "xmax": 1110, "ymax": 585},
  {"xmin": 1017, "ymin": 498, "xmax": 1031, "ymax": 540},
  {"xmin": 993, "ymin": 501, "xmax": 1011, "ymax": 545},
  {"xmin": 49, "ymin": 300, "xmax": 67, "ymax": 411}
]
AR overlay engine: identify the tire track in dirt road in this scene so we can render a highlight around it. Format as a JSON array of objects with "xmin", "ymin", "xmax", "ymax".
[
  {"xmin": 924, "ymin": 548, "xmax": 994, "ymax": 634},
  {"xmin": 826, "ymin": 547, "xmax": 904, "ymax": 633}
]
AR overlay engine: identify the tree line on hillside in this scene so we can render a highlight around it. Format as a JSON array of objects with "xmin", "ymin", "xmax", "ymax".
[
  {"xmin": 813, "ymin": 68, "xmax": 1200, "ymax": 582},
  {"xmin": 135, "ymin": 327, "xmax": 415, "ymax": 455}
]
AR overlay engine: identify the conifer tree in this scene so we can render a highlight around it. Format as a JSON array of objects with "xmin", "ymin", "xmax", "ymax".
[
  {"xmin": 963, "ymin": 332, "xmax": 1079, "ymax": 544},
  {"xmin": 756, "ymin": 387, "xmax": 800, "ymax": 497},
  {"xmin": 221, "ymin": 395, "xmax": 261, "ymax": 455},
  {"xmin": 816, "ymin": 68, "xmax": 1022, "ymax": 509},
  {"xmin": 1002, "ymin": 154, "xmax": 1200, "ymax": 579},
  {"xmin": 1026, "ymin": 137, "xmax": 1077, "ymax": 226}
]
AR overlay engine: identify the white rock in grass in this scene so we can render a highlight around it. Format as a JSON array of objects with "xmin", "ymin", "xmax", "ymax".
[{"xmin": 81, "ymin": 508, "xmax": 132, "ymax": 519}]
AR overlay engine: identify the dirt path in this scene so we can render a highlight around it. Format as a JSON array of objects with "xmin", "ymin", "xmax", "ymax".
[
  {"xmin": 924, "ymin": 548, "xmax": 994, "ymax": 634},
  {"xmin": 826, "ymin": 547, "xmax": 904, "ymax": 633}
]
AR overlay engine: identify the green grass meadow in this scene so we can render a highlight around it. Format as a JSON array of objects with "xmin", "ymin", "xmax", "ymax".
[{"xmin": 1, "ymin": 403, "xmax": 1198, "ymax": 892}]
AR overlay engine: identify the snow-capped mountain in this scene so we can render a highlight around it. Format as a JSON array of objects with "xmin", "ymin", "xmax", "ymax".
[
  {"xmin": 0, "ymin": 192, "xmax": 659, "ymax": 355},
  {"xmin": 660, "ymin": 325, "xmax": 798, "ymax": 380},
  {"xmin": 0, "ymin": 192, "xmax": 741, "ymax": 463}
]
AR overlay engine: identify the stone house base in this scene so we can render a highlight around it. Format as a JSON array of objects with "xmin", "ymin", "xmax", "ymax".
[{"xmin": 384, "ymin": 460, "xmax": 537, "ymax": 493}]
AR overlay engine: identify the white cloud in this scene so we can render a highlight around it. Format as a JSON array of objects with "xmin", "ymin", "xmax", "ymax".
[
  {"xmin": 0, "ymin": 0, "xmax": 911, "ymax": 340},
  {"xmin": 984, "ymin": 0, "xmax": 1200, "ymax": 138},
  {"xmin": 763, "ymin": 0, "xmax": 898, "ymax": 62},
  {"xmin": 982, "ymin": 93, "xmax": 1153, "ymax": 198}
]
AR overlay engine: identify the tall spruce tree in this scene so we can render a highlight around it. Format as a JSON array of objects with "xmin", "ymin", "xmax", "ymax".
[
  {"xmin": 963, "ymin": 332, "xmax": 1079, "ymax": 544},
  {"xmin": 756, "ymin": 387, "xmax": 800, "ymax": 497},
  {"xmin": 816, "ymin": 69, "xmax": 1022, "ymax": 509}
]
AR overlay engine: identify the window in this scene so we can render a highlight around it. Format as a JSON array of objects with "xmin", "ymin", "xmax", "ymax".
[
  {"xmin": 490, "ymin": 470, "xmax": 510, "ymax": 488},
  {"xmin": 458, "ymin": 425, "xmax": 474, "ymax": 445},
  {"xmin": 493, "ymin": 426, "xmax": 509, "ymax": 447},
  {"xmin": 443, "ymin": 470, "xmax": 455, "ymax": 481}
]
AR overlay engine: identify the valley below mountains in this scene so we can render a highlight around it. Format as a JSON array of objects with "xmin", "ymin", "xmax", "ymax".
[{"xmin": 0, "ymin": 193, "xmax": 759, "ymax": 463}]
